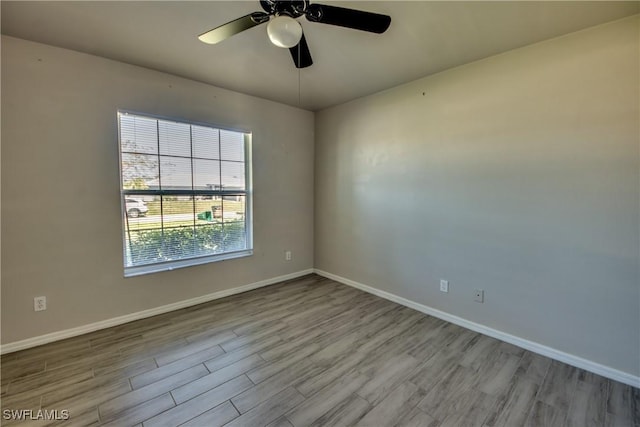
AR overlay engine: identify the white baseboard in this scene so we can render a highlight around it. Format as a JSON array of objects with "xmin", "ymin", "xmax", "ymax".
[
  {"xmin": 1, "ymin": 269, "xmax": 314, "ymax": 355},
  {"xmin": 314, "ymin": 269, "xmax": 640, "ymax": 388}
]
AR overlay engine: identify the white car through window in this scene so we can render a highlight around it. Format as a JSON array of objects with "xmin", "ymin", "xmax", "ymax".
[{"xmin": 125, "ymin": 198, "xmax": 149, "ymax": 218}]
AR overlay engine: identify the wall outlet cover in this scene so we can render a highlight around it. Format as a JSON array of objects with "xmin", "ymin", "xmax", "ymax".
[
  {"xmin": 34, "ymin": 296, "xmax": 47, "ymax": 311},
  {"xmin": 474, "ymin": 289, "xmax": 484, "ymax": 303},
  {"xmin": 440, "ymin": 280, "xmax": 449, "ymax": 293}
]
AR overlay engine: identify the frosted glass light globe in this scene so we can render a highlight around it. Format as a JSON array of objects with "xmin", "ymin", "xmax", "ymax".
[{"xmin": 267, "ymin": 15, "xmax": 303, "ymax": 48}]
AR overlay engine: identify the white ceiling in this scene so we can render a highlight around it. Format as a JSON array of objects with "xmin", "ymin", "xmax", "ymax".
[{"xmin": 2, "ymin": 1, "xmax": 638, "ymax": 111}]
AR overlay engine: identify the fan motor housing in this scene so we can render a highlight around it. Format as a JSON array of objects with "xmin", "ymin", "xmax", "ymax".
[{"xmin": 260, "ymin": 0, "xmax": 309, "ymax": 18}]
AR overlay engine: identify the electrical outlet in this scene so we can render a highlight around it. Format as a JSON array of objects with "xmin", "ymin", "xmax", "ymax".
[
  {"xmin": 474, "ymin": 289, "xmax": 484, "ymax": 303},
  {"xmin": 34, "ymin": 296, "xmax": 47, "ymax": 312},
  {"xmin": 285, "ymin": 250, "xmax": 292, "ymax": 261},
  {"xmin": 440, "ymin": 280, "xmax": 449, "ymax": 293}
]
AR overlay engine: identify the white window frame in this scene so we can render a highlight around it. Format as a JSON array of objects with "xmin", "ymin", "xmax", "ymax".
[{"xmin": 117, "ymin": 110, "xmax": 253, "ymax": 277}]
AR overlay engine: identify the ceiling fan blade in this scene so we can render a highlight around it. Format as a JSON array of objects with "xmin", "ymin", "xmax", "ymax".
[
  {"xmin": 198, "ymin": 12, "xmax": 270, "ymax": 44},
  {"xmin": 306, "ymin": 4, "xmax": 390, "ymax": 34},
  {"xmin": 289, "ymin": 33, "xmax": 313, "ymax": 68}
]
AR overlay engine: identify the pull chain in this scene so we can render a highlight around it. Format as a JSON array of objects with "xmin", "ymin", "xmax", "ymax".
[{"xmin": 298, "ymin": 44, "xmax": 301, "ymax": 106}]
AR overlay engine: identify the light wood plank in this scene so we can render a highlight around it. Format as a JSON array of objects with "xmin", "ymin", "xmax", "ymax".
[
  {"xmin": 247, "ymin": 344, "xmax": 318, "ymax": 384},
  {"xmin": 525, "ymin": 400, "xmax": 566, "ymax": 427},
  {"xmin": 0, "ymin": 359, "xmax": 46, "ymax": 383},
  {"xmin": 459, "ymin": 335, "xmax": 501, "ymax": 371},
  {"xmin": 357, "ymin": 353, "xmax": 420, "ymax": 406},
  {"xmin": 286, "ymin": 370, "xmax": 368, "ymax": 426},
  {"xmin": 566, "ymin": 376, "xmax": 608, "ymax": 427},
  {"xmin": 395, "ymin": 407, "xmax": 439, "ymax": 427},
  {"xmin": 99, "ymin": 364, "xmax": 207, "ymax": 421},
  {"xmin": 129, "ymin": 345, "xmax": 223, "ymax": 389},
  {"xmin": 266, "ymin": 416, "xmax": 294, "ymax": 427},
  {"xmin": 225, "ymin": 387, "xmax": 305, "ymax": 427},
  {"xmin": 154, "ymin": 331, "xmax": 236, "ymax": 366},
  {"xmin": 356, "ymin": 381, "xmax": 426, "ymax": 427},
  {"xmin": 171, "ymin": 353, "xmax": 264, "ymax": 404},
  {"xmin": 485, "ymin": 377, "xmax": 539, "ymax": 427},
  {"xmin": 204, "ymin": 335, "xmax": 283, "ymax": 373},
  {"xmin": 219, "ymin": 323, "xmax": 286, "ymax": 353},
  {"xmin": 101, "ymin": 393, "xmax": 174, "ymax": 427},
  {"xmin": 179, "ymin": 401, "xmax": 239, "ymax": 427},
  {"xmin": 538, "ymin": 360, "xmax": 579, "ymax": 412},
  {"xmin": 93, "ymin": 356, "xmax": 158, "ymax": 380},
  {"xmin": 477, "ymin": 352, "xmax": 522, "ymax": 396},
  {"xmin": 514, "ymin": 351, "xmax": 551, "ymax": 385},
  {"xmin": 42, "ymin": 378, "xmax": 131, "ymax": 419},
  {"xmin": 144, "ymin": 375, "xmax": 253, "ymax": 427},
  {"xmin": 7, "ymin": 364, "xmax": 94, "ymax": 396},
  {"xmin": 308, "ymin": 393, "xmax": 371, "ymax": 427},
  {"xmin": 296, "ymin": 351, "xmax": 369, "ymax": 397},
  {"xmin": 231, "ymin": 358, "xmax": 325, "ymax": 414},
  {"xmin": 417, "ymin": 364, "xmax": 478, "ymax": 421},
  {"xmin": 438, "ymin": 388, "xmax": 497, "ymax": 427}
]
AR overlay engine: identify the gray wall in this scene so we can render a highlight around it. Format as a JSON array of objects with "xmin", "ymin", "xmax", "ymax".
[
  {"xmin": 1, "ymin": 36, "xmax": 314, "ymax": 344},
  {"xmin": 315, "ymin": 16, "xmax": 639, "ymax": 376}
]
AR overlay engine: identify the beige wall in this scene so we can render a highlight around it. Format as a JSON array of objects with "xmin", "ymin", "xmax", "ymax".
[
  {"xmin": 1, "ymin": 36, "xmax": 314, "ymax": 344},
  {"xmin": 315, "ymin": 16, "xmax": 639, "ymax": 376}
]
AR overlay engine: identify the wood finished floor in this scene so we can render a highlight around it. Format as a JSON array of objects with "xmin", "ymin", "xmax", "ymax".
[{"xmin": 1, "ymin": 274, "xmax": 638, "ymax": 427}]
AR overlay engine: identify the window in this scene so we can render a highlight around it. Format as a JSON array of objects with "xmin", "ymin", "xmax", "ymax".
[{"xmin": 118, "ymin": 111, "xmax": 252, "ymax": 276}]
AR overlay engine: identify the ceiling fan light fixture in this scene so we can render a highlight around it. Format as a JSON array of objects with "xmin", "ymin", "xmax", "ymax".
[{"xmin": 267, "ymin": 15, "xmax": 303, "ymax": 48}]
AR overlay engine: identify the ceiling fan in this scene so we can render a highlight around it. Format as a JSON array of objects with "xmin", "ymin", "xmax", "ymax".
[{"xmin": 198, "ymin": 0, "xmax": 391, "ymax": 69}]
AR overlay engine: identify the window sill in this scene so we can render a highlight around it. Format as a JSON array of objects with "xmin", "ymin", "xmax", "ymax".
[{"xmin": 124, "ymin": 249, "xmax": 253, "ymax": 277}]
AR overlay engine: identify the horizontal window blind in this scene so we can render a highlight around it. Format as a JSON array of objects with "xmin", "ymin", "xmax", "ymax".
[{"xmin": 118, "ymin": 111, "xmax": 252, "ymax": 275}]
